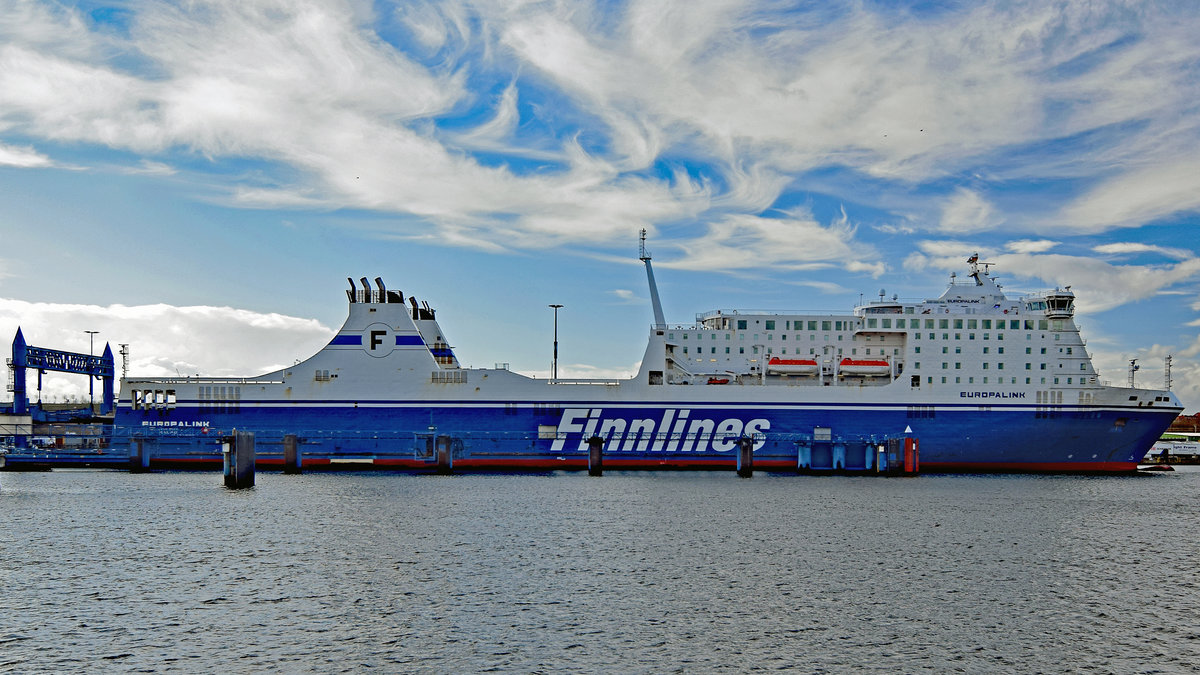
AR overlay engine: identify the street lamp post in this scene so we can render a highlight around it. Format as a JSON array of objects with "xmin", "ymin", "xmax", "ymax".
[
  {"xmin": 549, "ymin": 304, "xmax": 563, "ymax": 381},
  {"xmin": 85, "ymin": 330, "xmax": 99, "ymax": 414}
]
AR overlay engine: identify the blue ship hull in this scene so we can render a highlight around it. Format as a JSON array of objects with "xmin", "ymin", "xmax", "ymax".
[{"xmin": 97, "ymin": 399, "xmax": 1174, "ymax": 472}]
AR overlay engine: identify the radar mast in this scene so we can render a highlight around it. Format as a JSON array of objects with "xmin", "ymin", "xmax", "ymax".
[{"xmin": 640, "ymin": 229, "xmax": 666, "ymax": 328}]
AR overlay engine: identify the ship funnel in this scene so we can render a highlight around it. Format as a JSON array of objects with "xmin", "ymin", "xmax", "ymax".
[
  {"xmin": 375, "ymin": 276, "xmax": 402, "ymax": 303},
  {"xmin": 346, "ymin": 278, "xmax": 357, "ymax": 303}
]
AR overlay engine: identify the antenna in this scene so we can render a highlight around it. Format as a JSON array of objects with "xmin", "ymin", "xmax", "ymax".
[
  {"xmin": 639, "ymin": 228, "xmax": 650, "ymax": 261},
  {"xmin": 1165, "ymin": 355, "xmax": 1173, "ymax": 391},
  {"xmin": 118, "ymin": 344, "xmax": 129, "ymax": 380},
  {"xmin": 1128, "ymin": 358, "xmax": 1139, "ymax": 389}
]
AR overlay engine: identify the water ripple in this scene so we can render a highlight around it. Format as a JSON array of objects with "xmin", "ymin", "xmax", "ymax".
[{"xmin": 2, "ymin": 469, "xmax": 1199, "ymax": 672}]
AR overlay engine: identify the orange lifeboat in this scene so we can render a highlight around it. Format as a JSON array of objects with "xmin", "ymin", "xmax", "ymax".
[
  {"xmin": 838, "ymin": 358, "xmax": 891, "ymax": 376},
  {"xmin": 707, "ymin": 377, "xmax": 730, "ymax": 385},
  {"xmin": 767, "ymin": 357, "xmax": 819, "ymax": 375}
]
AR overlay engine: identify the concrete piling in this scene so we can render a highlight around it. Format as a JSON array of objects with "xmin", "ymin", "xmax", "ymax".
[
  {"xmin": 223, "ymin": 430, "xmax": 255, "ymax": 488},
  {"xmin": 736, "ymin": 436, "xmax": 754, "ymax": 477},
  {"xmin": 130, "ymin": 438, "xmax": 150, "ymax": 473},
  {"xmin": 587, "ymin": 436, "xmax": 603, "ymax": 476},
  {"xmin": 283, "ymin": 434, "xmax": 301, "ymax": 474}
]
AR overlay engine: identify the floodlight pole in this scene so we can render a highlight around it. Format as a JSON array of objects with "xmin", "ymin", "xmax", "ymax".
[
  {"xmin": 549, "ymin": 304, "xmax": 563, "ymax": 381},
  {"xmin": 85, "ymin": 330, "xmax": 99, "ymax": 413}
]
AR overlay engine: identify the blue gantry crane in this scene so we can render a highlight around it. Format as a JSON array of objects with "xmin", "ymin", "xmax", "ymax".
[{"xmin": 7, "ymin": 327, "xmax": 115, "ymax": 419}]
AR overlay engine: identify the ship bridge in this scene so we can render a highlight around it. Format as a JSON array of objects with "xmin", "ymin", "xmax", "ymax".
[{"xmin": 1024, "ymin": 288, "xmax": 1075, "ymax": 318}]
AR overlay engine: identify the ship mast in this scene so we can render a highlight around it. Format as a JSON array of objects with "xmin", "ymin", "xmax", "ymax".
[{"xmin": 640, "ymin": 229, "xmax": 667, "ymax": 328}]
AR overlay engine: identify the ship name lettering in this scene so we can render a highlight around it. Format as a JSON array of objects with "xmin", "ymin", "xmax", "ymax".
[
  {"xmin": 551, "ymin": 408, "xmax": 769, "ymax": 454},
  {"xmin": 959, "ymin": 391, "xmax": 1026, "ymax": 399}
]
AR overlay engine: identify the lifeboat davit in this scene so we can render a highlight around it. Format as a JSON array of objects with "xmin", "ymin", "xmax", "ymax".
[
  {"xmin": 767, "ymin": 357, "xmax": 819, "ymax": 375},
  {"xmin": 838, "ymin": 358, "xmax": 891, "ymax": 376}
]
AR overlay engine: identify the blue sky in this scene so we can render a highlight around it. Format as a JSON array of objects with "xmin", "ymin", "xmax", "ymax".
[{"xmin": 1, "ymin": 0, "xmax": 1199, "ymax": 411}]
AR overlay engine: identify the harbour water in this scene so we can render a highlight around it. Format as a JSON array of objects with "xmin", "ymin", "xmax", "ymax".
[{"xmin": 2, "ymin": 468, "xmax": 1198, "ymax": 673}]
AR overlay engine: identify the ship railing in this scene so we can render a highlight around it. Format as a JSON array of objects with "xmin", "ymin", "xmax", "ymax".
[
  {"xmin": 547, "ymin": 378, "xmax": 622, "ymax": 386},
  {"xmin": 121, "ymin": 377, "xmax": 285, "ymax": 385},
  {"xmin": 695, "ymin": 309, "xmax": 842, "ymax": 321}
]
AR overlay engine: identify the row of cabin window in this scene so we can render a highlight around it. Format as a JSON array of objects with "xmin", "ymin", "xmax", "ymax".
[
  {"xmin": 722, "ymin": 318, "xmax": 1042, "ymax": 330},
  {"xmin": 672, "ymin": 332, "xmax": 849, "ymax": 341},
  {"xmin": 738, "ymin": 320, "xmax": 851, "ymax": 331},
  {"xmin": 922, "ymin": 376, "xmax": 1084, "ymax": 385},
  {"xmin": 915, "ymin": 346, "xmax": 1075, "ymax": 355},
  {"xmin": 915, "ymin": 362, "xmax": 1090, "ymax": 371},
  {"xmin": 680, "ymin": 343, "xmax": 1089, "ymax": 360},
  {"xmin": 867, "ymin": 318, "xmax": 1047, "ymax": 330},
  {"xmin": 674, "ymin": 323, "xmax": 1062, "ymax": 344},
  {"xmin": 680, "ymin": 346, "xmax": 903, "ymax": 356}
]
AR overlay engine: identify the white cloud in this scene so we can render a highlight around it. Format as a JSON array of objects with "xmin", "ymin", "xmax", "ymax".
[
  {"xmin": 0, "ymin": 142, "xmax": 52, "ymax": 167},
  {"xmin": 120, "ymin": 159, "xmax": 177, "ymax": 176},
  {"xmin": 1058, "ymin": 162, "xmax": 1200, "ymax": 232},
  {"xmin": 1092, "ymin": 242, "xmax": 1193, "ymax": 260},
  {"xmin": 0, "ymin": 298, "xmax": 334, "ymax": 401},
  {"xmin": 908, "ymin": 242, "xmax": 1200, "ymax": 313},
  {"xmin": 1, "ymin": 1, "xmax": 1199, "ymax": 262},
  {"xmin": 1007, "ymin": 240, "xmax": 1059, "ymax": 254},
  {"xmin": 664, "ymin": 208, "xmax": 878, "ymax": 275},
  {"xmin": 524, "ymin": 360, "xmax": 642, "ymax": 381},
  {"xmin": 938, "ymin": 188, "xmax": 1003, "ymax": 233}
]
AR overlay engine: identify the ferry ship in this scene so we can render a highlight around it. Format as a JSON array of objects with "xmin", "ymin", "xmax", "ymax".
[{"xmin": 111, "ymin": 238, "xmax": 1183, "ymax": 472}]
